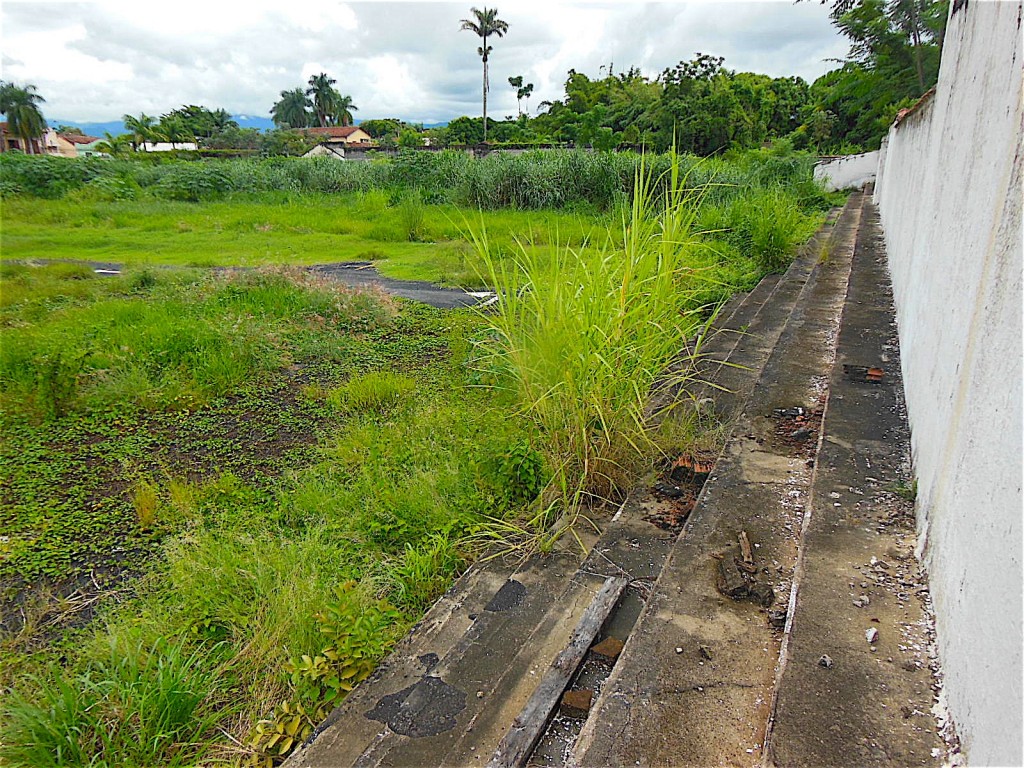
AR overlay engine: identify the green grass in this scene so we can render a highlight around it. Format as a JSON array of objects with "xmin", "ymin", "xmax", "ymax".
[
  {"xmin": 0, "ymin": 194, "xmax": 606, "ymax": 289},
  {"xmin": 472, "ymin": 153, "xmax": 719, "ymax": 519},
  {"xmin": 0, "ymin": 264, "xmax": 539, "ymax": 766}
]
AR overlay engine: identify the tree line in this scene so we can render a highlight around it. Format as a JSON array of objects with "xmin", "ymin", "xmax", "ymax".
[{"xmin": 1, "ymin": 0, "xmax": 947, "ymax": 158}]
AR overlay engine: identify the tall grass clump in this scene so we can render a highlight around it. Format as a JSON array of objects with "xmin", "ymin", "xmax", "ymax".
[
  {"xmin": 473, "ymin": 152, "xmax": 710, "ymax": 515},
  {"xmin": 0, "ymin": 638, "xmax": 227, "ymax": 768}
]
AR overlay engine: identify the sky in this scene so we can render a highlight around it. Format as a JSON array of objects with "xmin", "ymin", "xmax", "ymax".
[{"xmin": 0, "ymin": 0, "xmax": 850, "ymax": 126}]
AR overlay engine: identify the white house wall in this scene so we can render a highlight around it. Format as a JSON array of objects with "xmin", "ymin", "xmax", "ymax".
[{"xmin": 873, "ymin": 2, "xmax": 1023, "ymax": 764}]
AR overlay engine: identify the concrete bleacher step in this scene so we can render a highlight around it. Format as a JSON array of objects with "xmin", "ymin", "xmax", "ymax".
[
  {"xmin": 655, "ymin": 206, "xmax": 842, "ymax": 424},
  {"xmin": 763, "ymin": 199, "xmax": 947, "ymax": 767},
  {"xmin": 285, "ymin": 199, "xmax": 857, "ymax": 768}
]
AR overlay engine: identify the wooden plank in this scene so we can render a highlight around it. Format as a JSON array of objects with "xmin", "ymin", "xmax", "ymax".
[
  {"xmin": 739, "ymin": 530, "xmax": 754, "ymax": 564},
  {"xmin": 486, "ymin": 576, "xmax": 629, "ymax": 768}
]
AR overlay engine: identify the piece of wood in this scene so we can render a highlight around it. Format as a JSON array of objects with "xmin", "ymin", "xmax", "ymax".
[
  {"xmin": 739, "ymin": 530, "xmax": 754, "ymax": 564},
  {"xmin": 486, "ymin": 576, "xmax": 629, "ymax": 768}
]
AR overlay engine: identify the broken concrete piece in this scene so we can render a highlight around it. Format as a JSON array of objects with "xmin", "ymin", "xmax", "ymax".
[
  {"xmin": 591, "ymin": 637, "xmax": 625, "ymax": 661},
  {"xmin": 560, "ymin": 689, "xmax": 593, "ymax": 719},
  {"xmin": 865, "ymin": 628, "xmax": 879, "ymax": 644}
]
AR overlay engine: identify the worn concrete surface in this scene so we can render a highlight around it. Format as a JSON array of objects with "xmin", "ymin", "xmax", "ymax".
[{"xmin": 766, "ymin": 201, "xmax": 949, "ymax": 767}]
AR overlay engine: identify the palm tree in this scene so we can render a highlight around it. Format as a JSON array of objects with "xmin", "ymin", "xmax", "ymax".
[
  {"xmin": 270, "ymin": 88, "xmax": 312, "ymax": 129},
  {"xmin": 160, "ymin": 115, "xmax": 193, "ymax": 149},
  {"xmin": 508, "ymin": 75, "xmax": 534, "ymax": 117},
  {"xmin": 335, "ymin": 94, "xmax": 358, "ymax": 127},
  {"xmin": 210, "ymin": 108, "xmax": 238, "ymax": 132},
  {"xmin": 0, "ymin": 81, "xmax": 48, "ymax": 154},
  {"xmin": 95, "ymin": 131, "xmax": 132, "ymax": 156},
  {"xmin": 306, "ymin": 72, "xmax": 340, "ymax": 128},
  {"xmin": 460, "ymin": 7, "xmax": 509, "ymax": 142},
  {"xmin": 123, "ymin": 113, "xmax": 159, "ymax": 151}
]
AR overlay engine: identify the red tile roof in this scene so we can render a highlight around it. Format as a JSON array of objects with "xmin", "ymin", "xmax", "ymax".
[
  {"xmin": 60, "ymin": 133, "xmax": 101, "ymax": 144},
  {"xmin": 302, "ymin": 126, "xmax": 365, "ymax": 139}
]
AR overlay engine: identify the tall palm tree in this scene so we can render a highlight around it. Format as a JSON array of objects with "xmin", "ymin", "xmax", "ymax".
[
  {"xmin": 123, "ymin": 113, "xmax": 159, "ymax": 151},
  {"xmin": 335, "ymin": 94, "xmax": 358, "ymax": 127},
  {"xmin": 460, "ymin": 7, "xmax": 509, "ymax": 142},
  {"xmin": 0, "ymin": 81, "xmax": 48, "ymax": 154},
  {"xmin": 306, "ymin": 72, "xmax": 340, "ymax": 128},
  {"xmin": 270, "ymin": 88, "xmax": 312, "ymax": 129}
]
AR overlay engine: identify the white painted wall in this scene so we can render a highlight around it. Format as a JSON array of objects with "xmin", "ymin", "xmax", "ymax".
[
  {"xmin": 873, "ymin": 2, "xmax": 1023, "ymax": 765},
  {"xmin": 813, "ymin": 150, "xmax": 879, "ymax": 191}
]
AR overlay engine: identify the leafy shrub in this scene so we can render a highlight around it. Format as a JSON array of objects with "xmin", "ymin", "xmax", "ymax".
[{"xmin": 249, "ymin": 581, "xmax": 404, "ymax": 765}]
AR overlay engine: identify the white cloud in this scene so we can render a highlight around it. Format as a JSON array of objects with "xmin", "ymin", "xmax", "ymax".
[{"xmin": 0, "ymin": 0, "xmax": 847, "ymax": 124}]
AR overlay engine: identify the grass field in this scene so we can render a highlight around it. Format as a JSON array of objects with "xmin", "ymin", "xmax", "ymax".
[
  {"xmin": 0, "ymin": 150, "xmax": 838, "ymax": 766},
  {"xmin": 0, "ymin": 194, "xmax": 607, "ymax": 289},
  {"xmin": 0, "ymin": 263, "xmax": 541, "ymax": 766}
]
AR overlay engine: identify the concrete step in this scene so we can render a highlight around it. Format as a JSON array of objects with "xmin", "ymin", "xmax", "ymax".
[
  {"xmin": 657, "ymin": 206, "xmax": 843, "ymax": 424},
  {"xmin": 571, "ymin": 191, "xmax": 866, "ymax": 767},
  {"xmin": 285, "ymin": 538, "xmax": 599, "ymax": 768},
  {"xmin": 763, "ymin": 200, "xmax": 948, "ymax": 767}
]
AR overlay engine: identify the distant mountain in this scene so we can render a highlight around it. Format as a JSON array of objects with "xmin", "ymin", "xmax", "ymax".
[
  {"xmin": 50, "ymin": 120, "xmax": 126, "ymax": 138},
  {"xmin": 231, "ymin": 115, "xmax": 275, "ymax": 131}
]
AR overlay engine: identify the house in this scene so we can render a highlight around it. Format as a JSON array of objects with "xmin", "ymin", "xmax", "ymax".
[
  {"xmin": 0, "ymin": 121, "xmax": 46, "ymax": 153},
  {"xmin": 303, "ymin": 143, "xmax": 347, "ymax": 159},
  {"xmin": 60, "ymin": 133, "xmax": 105, "ymax": 157},
  {"xmin": 299, "ymin": 125, "xmax": 375, "ymax": 159},
  {"xmin": 302, "ymin": 126, "xmax": 373, "ymax": 145}
]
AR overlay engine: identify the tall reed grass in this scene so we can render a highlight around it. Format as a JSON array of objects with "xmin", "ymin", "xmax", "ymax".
[{"xmin": 472, "ymin": 153, "xmax": 711, "ymax": 516}]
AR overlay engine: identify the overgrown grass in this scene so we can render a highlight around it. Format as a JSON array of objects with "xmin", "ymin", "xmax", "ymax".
[
  {"xmin": 0, "ymin": 265, "xmax": 539, "ymax": 766},
  {"xmin": 0, "ymin": 149, "xmax": 838, "ymax": 766},
  {"xmin": 472, "ymin": 153, "xmax": 719, "ymax": 521}
]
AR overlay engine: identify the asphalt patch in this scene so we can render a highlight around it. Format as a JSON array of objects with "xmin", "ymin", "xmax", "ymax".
[{"xmin": 365, "ymin": 676, "xmax": 467, "ymax": 737}]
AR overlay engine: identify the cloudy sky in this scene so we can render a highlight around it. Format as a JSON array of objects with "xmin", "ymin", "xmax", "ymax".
[{"xmin": 1, "ymin": 1, "xmax": 849, "ymax": 125}]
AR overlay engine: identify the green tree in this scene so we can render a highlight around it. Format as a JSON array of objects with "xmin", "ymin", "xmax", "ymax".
[
  {"xmin": 1, "ymin": 81, "xmax": 48, "ymax": 154},
  {"xmin": 95, "ymin": 131, "xmax": 132, "ymax": 156},
  {"xmin": 335, "ymin": 93, "xmax": 358, "ymax": 127},
  {"xmin": 306, "ymin": 73, "xmax": 339, "ymax": 128},
  {"xmin": 259, "ymin": 128, "xmax": 315, "ymax": 156},
  {"xmin": 271, "ymin": 88, "xmax": 312, "ymax": 129},
  {"xmin": 159, "ymin": 114, "xmax": 194, "ymax": 149},
  {"xmin": 398, "ymin": 129, "xmax": 425, "ymax": 147},
  {"xmin": 123, "ymin": 113, "xmax": 161, "ymax": 151},
  {"xmin": 803, "ymin": 0, "xmax": 947, "ymax": 149},
  {"xmin": 360, "ymin": 118, "xmax": 402, "ymax": 139},
  {"xmin": 460, "ymin": 6, "xmax": 509, "ymax": 142},
  {"xmin": 508, "ymin": 75, "xmax": 534, "ymax": 116}
]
